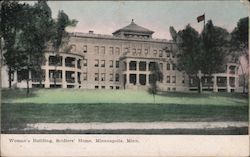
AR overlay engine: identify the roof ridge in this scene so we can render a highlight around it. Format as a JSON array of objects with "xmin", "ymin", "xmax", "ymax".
[{"xmin": 113, "ymin": 20, "xmax": 154, "ymax": 35}]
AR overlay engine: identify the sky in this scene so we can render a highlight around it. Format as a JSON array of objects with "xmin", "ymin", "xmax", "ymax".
[{"xmin": 28, "ymin": 1, "xmax": 249, "ymax": 40}]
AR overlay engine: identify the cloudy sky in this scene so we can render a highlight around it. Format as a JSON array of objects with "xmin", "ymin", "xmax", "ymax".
[{"xmin": 30, "ymin": 1, "xmax": 249, "ymax": 40}]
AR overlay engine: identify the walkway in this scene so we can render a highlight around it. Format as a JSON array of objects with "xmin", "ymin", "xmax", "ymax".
[{"xmin": 25, "ymin": 122, "xmax": 248, "ymax": 131}]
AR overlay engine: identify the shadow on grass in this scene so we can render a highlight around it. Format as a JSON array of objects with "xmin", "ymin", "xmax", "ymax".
[
  {"xmin": 2, "ymin": 127, "xmax": 248, "ymax": 135},
  {"xmin": 2, "ymin": 88, "xmax": 42, "ymax": 100},
  {"xmin": 2, "ymin": 103, "xmax": 248, "ymax": 124},
  {"xmin": 157, "ymin": 91, "xmax": 249, "ymax": 99}
]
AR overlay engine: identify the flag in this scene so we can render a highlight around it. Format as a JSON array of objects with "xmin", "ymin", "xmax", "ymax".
[{"xmin": 197, "ymin": 14, "xmax": 205, "ymax": 23}]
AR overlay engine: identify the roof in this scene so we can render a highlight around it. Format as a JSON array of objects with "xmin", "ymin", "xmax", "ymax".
[{"xmin": 113, "ymin": 19, "xmax": 154, "ymax": 35}]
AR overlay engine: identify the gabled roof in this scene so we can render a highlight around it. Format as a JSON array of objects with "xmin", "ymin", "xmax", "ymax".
[{"xmin": 113, "ymin": 19, "xmax": 154, "ymax": 35}]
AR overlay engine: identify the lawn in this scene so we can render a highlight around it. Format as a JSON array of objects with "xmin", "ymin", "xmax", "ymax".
[
  {"xmin": 2, "ymin": 88, "xmax": 249, "ymax": 106},
  {"xmin": 1, "ymin": 89, "xmax": 249, "ymax": 133}
]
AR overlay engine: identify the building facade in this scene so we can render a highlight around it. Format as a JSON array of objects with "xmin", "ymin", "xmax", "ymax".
[{"xmin": 1, "ymin": 20, "xmax": 241, "ymax": 92}]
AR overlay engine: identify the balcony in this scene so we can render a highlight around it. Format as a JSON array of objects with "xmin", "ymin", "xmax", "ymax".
[
  {"xmin": 49, "ymin": 78, "xmax": 62, "ymax": 83},
  {"xmin": 229, "ymin": 70, "xmax": 236, "ymax": 75},
  {"xmin": 66, "ymin": 78, "xmax": 75, "ymax": 83},
  {"xmin": 202, "ymin": 83, "xmax": 213, "ymax": 87},
  {"xmin": 217, "ymin": 82, "xmax": 227, "ymax": 87},
  {"xmin": 31, "ymin": 77, "xmax": 45, "ymax": 82}
]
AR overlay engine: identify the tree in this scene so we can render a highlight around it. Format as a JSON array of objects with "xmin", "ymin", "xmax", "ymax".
[
  {"xmin": 51, "ymin": 10, "xmax": 78, "ymax": 87},
  {"xmin": 169, "ymin": 26, "xmax": 177, "ymax": 41},
  {"xmin": 171, "ymin": 21, "xmax": 230, "ymax": 93},
  {"xmin": 170, "ymin": 25, "xmax": 203, "ymax": 93},
  {"xmin": 231, "ymin": 17, "xmax": 248, "ymax": 61},
  {"xmin": 32, "ymin": 0, "xmax": 54, "ymax": 87},
  {"xmin": 230, "ymin": 17, "xmax": 249, "ymax": 93},
  {"xmin": 200, "ymin": 20, "xmax": 229, "ymax": 89},
  {"xmin": 17, "ymin": 1, "xmax": 54, "ymax": 95},
  {"xmin": 0, "ymin": 1, "xmax": 26, "ymax": 88},
  {"xmin": 148, "ymin": 62, "xmax": 163, "ymax": 103}
]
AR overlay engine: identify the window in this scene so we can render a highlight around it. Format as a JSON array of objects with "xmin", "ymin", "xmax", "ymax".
[
  {"xmin": 110, "ymin": 86, "xmax": 113, "ymax": 89},
  {"xmin": 83, "ymin": 72, "xmax": 87, "ymax": 81},
  {"xmin": 116, "ymin": 47, "xmax": 120, "ymax": 55},
  {"xmin": 159, "ymin": 63, "xmax": 163, "ymax": 70},
  {"xmin": 166, "ymin": 53, "xmax": 170, "ymax": 57},
  {"xmin": 166, "ymin": 63, "xmax": 170, "ymax": 70},
  {"xmin": 94, "ymin": 46, "xmax": 99, "ymax": 54},
  {"xmin": 101, "ymin": 60, "xmax": 105, "ymax": 67},
  {"xmin": 139, "ymin": 62, "xmax": 146, "ymax": 71},
  {"xmin": 137, "ymin": 49, "xmax": 142, "ymax": 56},
  {"xmin": 132, "ymin": 48, "xmax": 136, "ymax": 56},
  {"xmin": 116, "ymin": 86, "xmax": 120, "ymax": 89},
  {"xmin": 109, "ymin": 60, "xmax": 113, "ymax": 68},
  {"xmin": 109, "ymin": 47, "xmax": 114, "ymax": 55},
  {"xmin": 166, "ymin": 76, "xmax": 170, "ymax": 83},
  {"xmin": 49, "ymin": 56, "xmax": 62, "ymax": 66},
  {"xmin": 172, "ymin": 63, "xmax": 176, "ymax": 70},
  {"xmin": 95, "ymin": 86, "xmax": 99, "ymax": 89},
  {"xmin": 100, "ymin": 46, "xmax": 105, "ymax": 55},
  {"xmin": 71, "ymin": 44, "xmax": 76, "ymax": 52},
  {"xmin": 172, "ymin": 87, "xmax": 176, "ymax": 91},
  {"xmin": 83, "ymin": 45, "xmax": 87, "ymax": 53},
  {"xmin": 130, "ymin": 61, "xmax": 137, "ymax": 70},
  {"xmin": 159, "ymin": 50, "xmax": 163, "ymax": 57},
  {"xmin": 101, "ymin": 86, "xmax": 105, "ymax": 89},
  {"xmin": 145, "ymin": 49, "xmax": 149, "ymax": 55},
  {"xmin": 116, "ymin": 60, "xmax": 119, "ymax": 68},
  {"xmin": 172, "ymin": 54, "xmax": 175, "ymax": 58},
  {"xmin": 109, "ymin": 73, "xmax": 114, "ymax": 81},
  {"xmin": 115, "ymin": 73, "xmax": 119, "ymax": 82},
  {"xmin": 190, "ymin": 78, "xmax": 194, "ymax": 84},
  {"xmin": 182, "ymin": 76, "xmax": 185, "ymax": 84},
  {"xmin": 101, "ymin": 73, "xmax": 105, "ymax": 81},
  {"xmin": 83, "ymin": 59, "xmax": 87, "ymax": 66},
  {"xmin": 94, "ymin": 73, "xmax": 99, "ymax": 81},
  {"xmin": 94, "ymin": 59, "xmax": 99, "ymax": 67},
  {"xmin": 172, "ymin": 76, "xmax": 176, "ymax": 83},
  {"xmin": 124, "ymin": 48, "xmax": 129, "ymax": 53},
  {"xmin": 153, "ymin": 50, "xmax": 157, "ymax": 57}
]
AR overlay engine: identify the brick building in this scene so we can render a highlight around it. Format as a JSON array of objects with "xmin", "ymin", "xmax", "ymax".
[{"xmin": 1, "ymin": 20, "xmax": 240, "ymax": 92}]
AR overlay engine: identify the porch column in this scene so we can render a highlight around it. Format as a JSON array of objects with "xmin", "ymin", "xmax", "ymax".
[
  {"xmin": 146, "ymin": 61, "xmax": 149, "ymax": 71},
  {"xmin": 126, "ymin": 60, "xmax": 130, "ymax": 71},
  {"xmin": 126, "ymin": 73, "xmax": 129, "ymax": 86},
  {"xmin": 28, "ymin": 70, "xmax": 32, "ymax": 87},
  {"xmin": 227, "ymin": 75, "xmax": 230, "ymax": 92},
  {"xmin": 213, "ymin": 75, "xmax": 217, "ymax": 92},
  {"xmin": 136, "ymin": 61, "xmax": 139, "ymax": 85},
  {"xmin": 75, "ymin": 71, "xmax": 78, "ymax": 88},
  {"xmin": 13, "ymin": 71, "xmax": 17, "ymax": 83},
  {"xmin": 45, "ymin": 69, "xmax": 50, "ymax": 88},
  {"xmin": 235, "ymin": 76, "xmax": 239, "ymax": 88},
  {"xmin": 146, "ymin": 74, "xmax": 149, "ymax": 86},
  {"xmin": 126, "ymin": 61, "xmax": 130, "ymax": 87},
  {"xmin": 62, "ymin": 56, "xmax": 67, "ymax": 88}
]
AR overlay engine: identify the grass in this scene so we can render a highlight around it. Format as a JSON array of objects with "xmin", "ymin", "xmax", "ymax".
[
  {"xmin": 5, "ymin": 127, "xmax": 248, "ymax": 135},
  {"xmin": 1, "ymin": 89, "xmax": 248, "ymax": 134},
  {"xmin": 2, "ymin": 103, "xmax": 248, "ymax": 124},
  {"xmin": 2, "ymin": 88, "xmax": 249, "ymax": 106}
]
